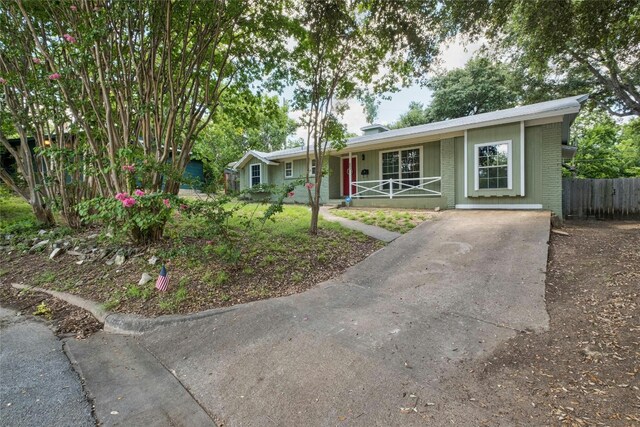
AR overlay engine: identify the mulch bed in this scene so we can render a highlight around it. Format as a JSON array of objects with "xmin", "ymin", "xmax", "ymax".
[
  {"xmin": 1, "ymin": 228, "xmax": 382, "ymax": 318},
  {"xmin": 0, "ymin": 285, "xmax": 102, "ymax": 338},
  {"xmin": 420, "ymin": 220, "xmax": 640, "ymax": 425}
]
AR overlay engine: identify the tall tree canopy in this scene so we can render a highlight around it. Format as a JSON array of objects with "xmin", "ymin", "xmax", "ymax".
[
  {"xmin": 391, "ymin": 56, "xmax": 520, "ymax": 128},
  {"xmin": 440, "ymin": 0, "xmax": 640, "ymax": 116},
  {"xmin": 568, "ymin": 111, "xmax": 640, "ymax": 178},
  {"xmin": 193, "ymin": 92, "xmax": 299, "ymax": 187}
]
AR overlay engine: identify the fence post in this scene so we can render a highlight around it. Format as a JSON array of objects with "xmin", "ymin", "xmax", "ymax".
[{"xmin": 389, "ymin": 178, "xmax": 393, "ymax": 199}]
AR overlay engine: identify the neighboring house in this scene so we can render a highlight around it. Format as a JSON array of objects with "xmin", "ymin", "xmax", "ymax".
[{"xmin": 234, "ymin": 95, "xmax": 587, "ymax": 217}]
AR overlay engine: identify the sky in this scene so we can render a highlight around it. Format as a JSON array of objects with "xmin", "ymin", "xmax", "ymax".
[{"xmin": 289, "ymin": 37, "xmax": 485, "ymax": 141}]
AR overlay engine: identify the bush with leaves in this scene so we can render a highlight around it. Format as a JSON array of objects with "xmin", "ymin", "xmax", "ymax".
[{"xmin": 78, "ymin": 191, "xmax": 178, "ymax": 244}]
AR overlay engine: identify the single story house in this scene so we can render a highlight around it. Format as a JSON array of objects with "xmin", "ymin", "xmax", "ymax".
[{"xmin": 234, "ymin": 95, "xmax": 588, "ymax": 218}]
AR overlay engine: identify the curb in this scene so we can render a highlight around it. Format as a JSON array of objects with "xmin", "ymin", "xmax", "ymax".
[{"xmin": 10, "ymin": 283, "xmax": 237, "ymax": 335}]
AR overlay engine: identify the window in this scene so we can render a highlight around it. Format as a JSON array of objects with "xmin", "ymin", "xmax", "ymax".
[
  {"xmin": 284, "ymin": 161, "xmax": 293, "ymax": 178},
  {"xmin": 310, "ymin": 159, "xmax": 316, "ymax": 176},
  {"xmin": 475, "ymin": 141, "xmax": 511, "ymax": 190},
  {"xmin": 380, "ymin": 147, "xmax": 421, "ymax": 189},
  {"xmin": 250, "ymin": 164, "xmax": 261, "ymax": 187}
]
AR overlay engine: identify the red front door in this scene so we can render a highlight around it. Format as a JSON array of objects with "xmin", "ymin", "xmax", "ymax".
[{"xmin": 342, "ymin": 157, "xmax": 357, "ymax": 196}]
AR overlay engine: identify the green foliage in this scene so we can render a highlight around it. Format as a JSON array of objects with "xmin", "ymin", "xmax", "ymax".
[
  {"xmin": 391, "ymin": 57, "xmax": 520, "ymax": 128},
  {"xmin": 193, "ymin": 92, "xmax": 300, "ymax": 188},
  {"xmin": 426, "ymin": 57, "xmax": 519, "ymax": 120},
  {"xmin": 33, "ymin": 302, "xmax": 52, "ymax": 319},
  {"xmin": 440, "ymin": 0, "xmax": 640, "ymax": 116},
  {"xmin": 568, "ymin": 111, "xmax": 640, "ymax": 178},
  {"xmin": 78, "ymin": 192, "xmax": 176, "ymax": 244}
]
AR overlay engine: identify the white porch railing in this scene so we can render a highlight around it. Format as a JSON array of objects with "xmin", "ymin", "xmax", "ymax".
[{"xmin": 351, "ymin": 176, "xmax": 442, "ymax": 199}]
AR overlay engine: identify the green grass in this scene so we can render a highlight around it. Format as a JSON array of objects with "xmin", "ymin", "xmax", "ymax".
[
  {"xmin": 0, "ymin": 190, "xmax": 39, "ymax": 234},
  {"xmin": 331, "ymin": 208, "xmax": 432, "ymax": 233}
]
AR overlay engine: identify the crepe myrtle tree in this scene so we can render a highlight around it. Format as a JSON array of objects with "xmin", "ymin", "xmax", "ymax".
[
  {"xmin": 7, "ymin": 0, "xmax": 288, "ymax": 192},
  {"xmin": 290, "ymin": 0, "xmax": 442, "ymax": 234}
]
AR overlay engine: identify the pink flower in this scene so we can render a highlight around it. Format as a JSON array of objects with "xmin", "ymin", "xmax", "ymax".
[
  {"xmin": 70, "ymin": 5, "xmax": 77, "ymax": 11},
  {"xmin": 134, "ymin": 189, "xmax": 145, "ymax": 196},
  {"xmin": 179, "ymin": 204, "xmax": 188, "ymax": 210},
  {"xmin": 48, "ymin": 73, "xmax": 61, "ymax": 80},
  {"xmin": 63, "ymin": 34, "xmax": 77, "ymax": 43},
  {"xmin": 0, "ymin": 77, "xmax": 5, "ymax": 85},
  {"xmin": 121, "ymin": 164, "xmax": 135, "ymax": 173},
  {"xmin": 305, "ymin": 182, "xmax": 314, "ymax": 189},
  {"xmin": 163, "ymin": 199, "xmax": 171, "ymax": 208},
  {"xmin": 288, "ymin": 191, "xmax": 295, "ymax": 198},
  {"xmin": 122, "ymin": 197, "xmax": 136, "ymax": 208},
  {"xmin": 32, "ymin": 58, "xmax": 42, "ymax": 64},
  {"xmin": 115, "ymin": 192, "xmax": 129, "ymax": 201}
]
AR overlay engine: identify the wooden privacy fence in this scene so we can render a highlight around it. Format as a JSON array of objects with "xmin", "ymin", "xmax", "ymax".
[{"xmin": 562, "ymin": 177, "xmax": 640, "ymax": 219}]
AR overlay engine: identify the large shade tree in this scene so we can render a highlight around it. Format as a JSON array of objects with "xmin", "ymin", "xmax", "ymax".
[{"xmin": 440, "ymin": 0, "xmax": 640, "ymax": 116}]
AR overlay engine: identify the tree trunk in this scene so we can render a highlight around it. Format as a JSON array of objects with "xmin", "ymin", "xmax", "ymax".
[
  {"xmin": 309, "ymin": 202, "xmax": 320, "ymax": 235},
  {"xmin": 32, "ymin": 202, "xmax": 55, "ymax": 227}
]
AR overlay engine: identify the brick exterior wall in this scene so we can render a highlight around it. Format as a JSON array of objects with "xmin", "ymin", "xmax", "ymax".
[
  {"xmin": 440, "ymin": 137, "xmax": 456, "ymax": 209},
  {"xmin": 541, "ymin": 123, "xmax": 563, "ymax": 217}
]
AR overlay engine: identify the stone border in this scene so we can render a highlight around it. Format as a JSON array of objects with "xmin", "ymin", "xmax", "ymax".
[{"xmin": 11, "ymin": 283, "xmax": 237, "ymax": 335}]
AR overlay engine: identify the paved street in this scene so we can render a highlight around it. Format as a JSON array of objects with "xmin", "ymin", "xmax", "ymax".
[{"xmin": 0, "ymin": 307, "xmax": 94, "ymax": 427}]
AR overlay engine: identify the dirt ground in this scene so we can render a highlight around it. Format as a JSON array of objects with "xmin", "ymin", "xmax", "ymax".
[
  {"xmin": 419, "ymin": 220, "xmax": 639, "ymax": 426},
  {"xmin": 0, "ymin": 228, "xmax": 381, "ymax": 317},
  {"xmin": 0, "ymin": 285, "xmax": 102, "ymax": 339}
]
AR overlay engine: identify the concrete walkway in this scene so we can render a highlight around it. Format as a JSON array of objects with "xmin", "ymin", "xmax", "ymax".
[
  {"xmin": 137, "ymin": 210, "xmax": 550, "ymax": 425},
  {"xmin": 0, "ymin": 307, "xmax": 94, "ymax": 427},
  {"xmin": 319, "ymin": 206, "xmax": 401, "ymax": 242}
]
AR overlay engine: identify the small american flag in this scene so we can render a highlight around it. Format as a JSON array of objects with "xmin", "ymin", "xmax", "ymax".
[{"xmin": 156, "ymin": 265, "xmax": 169, "ymax": 292}]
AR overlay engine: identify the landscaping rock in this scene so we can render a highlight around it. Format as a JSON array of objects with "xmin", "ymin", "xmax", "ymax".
[
  {"xmin": 434, "ymin": 206, "xmax": 441, "ymax": 212},
  {"xmin": 67, "ymin": 250, "xmax": 84, "ymax": 257},
  {"xmin": 30, "ymin": 240, "xmax": 50, "ymax": 252},
  {"xmin": 148, "ymin": 256, "xmax": 158, "ymax": 265},
  {"xmin": 38, "ymin": 229, "xmax": 47, "ymax": 236},
  {"xmin": 114, "ymin": 253, "xmax": 126, "ymax": 266},
  {"xmin": 49, "ymin": 247, "xmax": 64, "ymax": 259},
  {"xmin": 76, "ymin": 260, "xmax": 84, "ymax": 265},
  {"xmin": 551, "ymin": 229, "xmax": 570, "ymax": 236},
  {"xmin": 138, "ymin": 273, "xmax": 153, "ymax": 286},
  {"xmin": 87, "ymin": 233, "xmax": 99, "ymax": 240}
]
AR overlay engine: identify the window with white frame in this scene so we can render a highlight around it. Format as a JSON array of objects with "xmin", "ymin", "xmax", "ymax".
[
  {"xmin": 250, "ymin": 164, "xmax": 261, "ymax": 187},
  {"xmin": 284, "ymin": 161, "xmax": 293, "ymax": 178},
  {"xmin": 309, "ymin": 159, "xmax": 316, "ymax": 176},
  {"xmin": 381, "ymin": 147, "xmax": 421, "ymax": 189},
  {"xmin": 475, "ymin": 141, "xmax": 511, "ymax": 190}
]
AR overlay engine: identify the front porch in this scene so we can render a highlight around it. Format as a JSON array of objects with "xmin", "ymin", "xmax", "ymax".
[{"xmin": 327, "ymin": 139, "xmax": 448, "ymax": 209}]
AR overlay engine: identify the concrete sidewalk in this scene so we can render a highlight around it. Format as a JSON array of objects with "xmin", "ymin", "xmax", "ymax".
[
  {"xmin": 319, "ymin": 206, "xmax": 401, "ymax": 242},
  {"xmin": 139, "ymin": 210, "xmax": 551, "ymax": 425}
]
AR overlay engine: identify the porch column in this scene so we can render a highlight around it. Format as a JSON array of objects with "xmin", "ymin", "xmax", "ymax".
[{"xmin": 348, "ymin": 152, "xmax": 352, "ymax": 198}]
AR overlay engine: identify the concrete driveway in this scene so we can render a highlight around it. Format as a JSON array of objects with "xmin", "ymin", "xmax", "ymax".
[{"xmin": 141, "ymin": 210, "xmax": 551, "ymax": 425}]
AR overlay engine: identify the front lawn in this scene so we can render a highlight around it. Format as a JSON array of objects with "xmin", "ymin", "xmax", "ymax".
[
  {"xmin": 1, "ymin": 203, "xmax": 382, "ymax": 317},
  {"xmin": 331, "ymin": 207, "xmax": 435, "ymax": 233}
]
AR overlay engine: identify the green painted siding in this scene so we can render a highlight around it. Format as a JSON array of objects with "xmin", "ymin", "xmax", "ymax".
[
  {"xmin": 454, "ymin": 123, "xmax": 563, "ymax": 212},
  {"xmin": 328, "ymin": 156, "xmax": 341, "ymax": 199},
  {"xmin": 466, "ymin": 123, "xmax": 523, "ymax": 197},
  {"xmin": 238, "ymin": 157, "xmax": 329, "ymax": 204}
]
